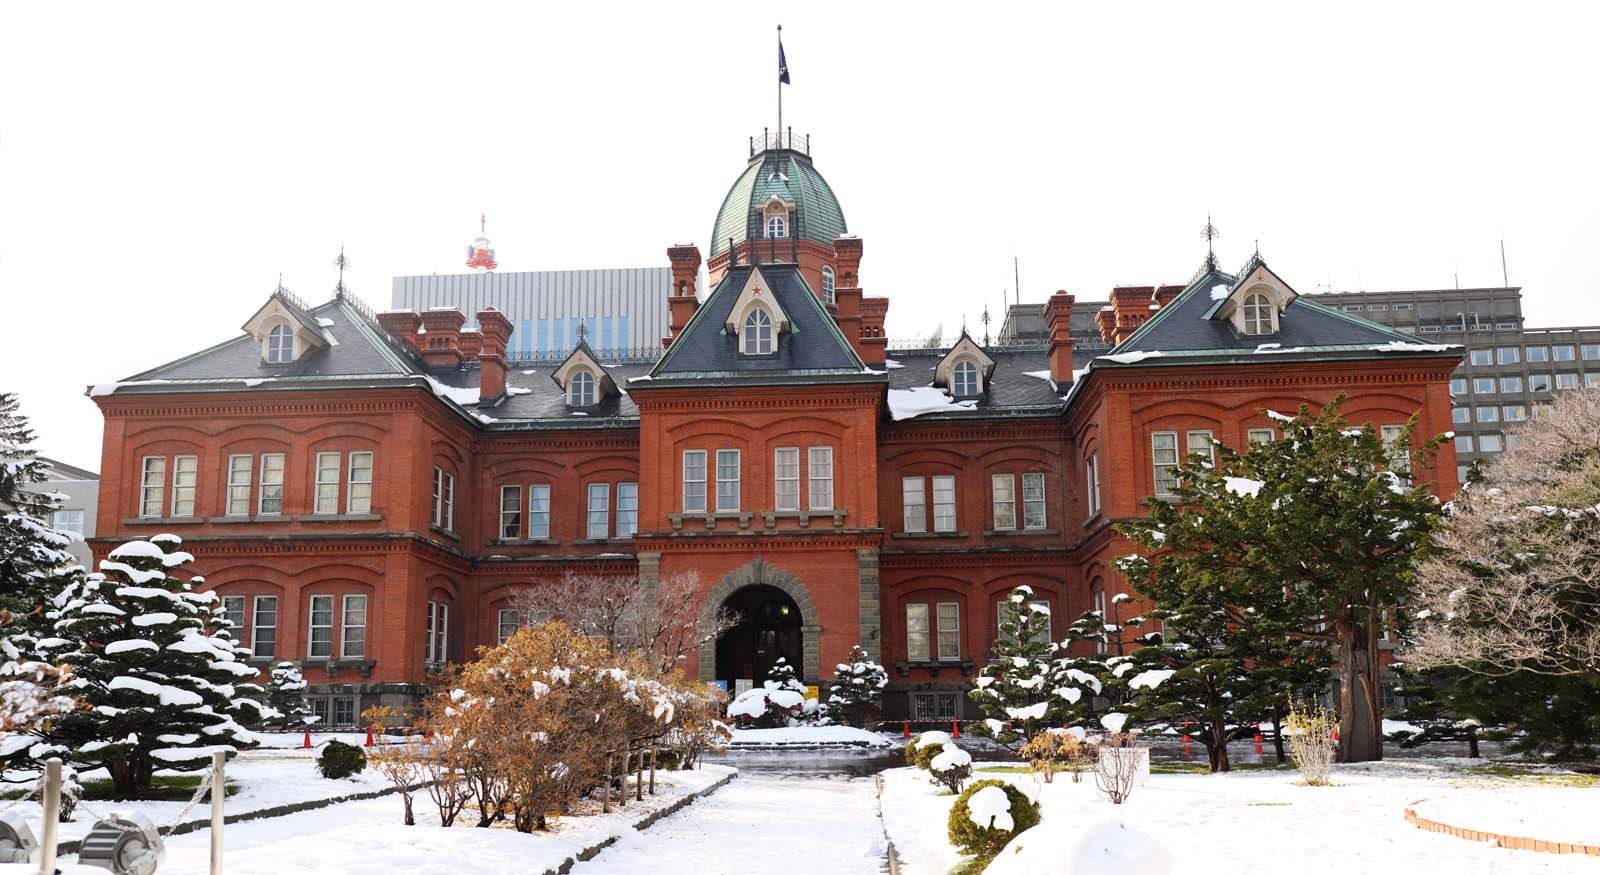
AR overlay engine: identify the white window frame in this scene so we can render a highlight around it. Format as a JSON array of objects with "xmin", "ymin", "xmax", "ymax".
[
  {"xmin": 821, "ymin": 266, "xmax": 836, "ymax": 306},
  {"xmin": 742, "ymin": 309, "xmax": 774, "ymax": 355},
  {"xmin": 1243, "ymin": 293, "xmax": 1274, "ymax": 335},
  {"xmin": 1247, "ymin": 428, "xmax": 1275, "ymax": 445},
  {"xmin": 314, "ymin": 451, "xmax": 341, "ymax": 515},
  {"xmin": 340, "ymin": 594, "xmax": 367, "ymax": 659},
  {"xmin": 936, "ymin": 602, "xmax": 961, "ymax": 662},
  {"xmin": 587, "ymin": 483, "xmax": 610, "ymax": 539},
  {"xmin": 51, "ymin": 508, "xmax": 85, "ymax": 536},
  {"xmin": 168, "ymin": 454, "xmax": 198, "ymax": 518},
  {"xmin": 499, "ymin": 484, "xmax": 522, "ymax": 539},
  {"xmin": 991, "ymin": 473, "xmax": 1016, "ymax": 530},
  {"xmin": 1185, "ymin": 430, "xmax": 1215, "ymax": 465},
  {"xmin": 432, "ymin": 467, "xmax": 454, "ymax": 531},
  {"xmin": 226, "ymin": 453, "xmax": 253, "ymax": 516},
  {"xmin": 528, "ymin": 484, "xmax": 551, "ymax": 539},
  {"xmin": 347, "ymin": 451, "xmax": 373, "ymax": 514},
  {"xmin": 617, "ymin": 482, "xmax": 638, "ymax": 537},
  {"xmin": 252, "ymin": 595, "xmax": 277, "ymax": 659},
  {"xmin": 902, "ymin": 476, "xmax": 926, "ymax": 533},
  {"xmin": 427, "ymin": 601, "xmax": 449, "ymax": 666},
  {"xmin": 716, "ymin": 449, "xmax": 741, "ymax": 512},
  {"xmin": 266, "ymin": 323, "xmax": 293, "ymax": 363},
  {"xmin": 1092, "ymin": 590, "xmax": 1107, "ymax": 654},
  {"xmin": 569, "ymin": 370, "xmax": 596, "ymax": 407},
  {"xmin": 807, "ymin": 446, "xmax": 834, "ymax": 511},
  {"xmin": 1022, "ymin": 472, "xmax": 1046, "ymax": 530},
  {"xmin": 952, "ymin": 360, "xmax": 980, "ymax": 396},
  {"xmin": 1380, "ymin": 424, "xmax": 1410, "ymax": 473},
  {"xmin": 138, "ymin": 455, "xmax": 163, "ymax": 517},
  {"xmin": 905, "ymin": 603, "xmax": 930, "ymax": 662},
  {"xmin": 932, "ymin": 474, "xmax": 957, "ymax": 533},
  {"xmin": 258, "ymin": 453, "xmax": 285, "ymax": 515},
  {"xmin": 682, "ymin": 450, "xmax": 707, "ymax": 514},
  {"xmin": 497, "ymin": 608, "xmax": 520, "ymax": 646},
  {"xmin": 1085, "ymin": 453, "xmax": 1101, "ymax": 519},
  {"xmin": 1478, "ymin": 433, "xmax": 1504, "ymax": 453},
  {"xmin": 1152, "ymin": 431, "xmax": 1180, "ymax": 496},
  {"xmin": 221, "ymin": 595, "xmax": 246, "ymax": 635},
  {"xmin": 307, "ymin": 594, "xmax": 334, "ymax": 660},
  {"xmin": 774, "ymin": 447, "xmax": 800, "ymax": 511},
  {"xmin": 766, "ymin": 215, "xmax": 786, "ymax": 238}
]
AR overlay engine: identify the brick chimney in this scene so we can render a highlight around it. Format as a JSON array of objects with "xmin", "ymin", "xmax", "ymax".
[
  {"xmin": 377, "ymin": 310, "xmax": 422, "ymax": 354},
  {"xmin": 665, "ymin": 244, "xmax": 702, "ymax": 347},
  {"xmin": 1046, "ymin": 291, "xmax": 1076, "ymax": 386},
  {"xmin": 1154, "ymin": 284, "xmax": 1184, "ymax": 311},
  {"xmin": 419, "ymin": 308, "xmax": 466, "ymax": 370},
  {"xmin": 1096, "ymin": 306, "xmax": 1116, "ymax": 344},
  {"xmin": 831, "ymin": 237, "xmax": 865, "ymax": 359},
  {"xmin": 476, "ymin": 308, "xmax": 513, "ymax": 404},
  {"xmin": 1108, "ymin": 286, "xmax": 1156, "ymax": 346},
  {"xmin": 860, "ymin": 296, "xmax": 889, "ymax": 366},
  {"xmin": 457, "ymin": 330, "xmax": 483, "ymax": 362}
]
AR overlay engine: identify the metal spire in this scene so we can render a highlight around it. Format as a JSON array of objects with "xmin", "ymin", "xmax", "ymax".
[
  {"xmin": 980, "ymin": 304, "xmax": 992, "ymax": 346},
  {"xmin": 334, "ymin": 245, "xmax": 350, "ymax": 298},
  {"xmin": 1201, "ymin": 214, "xmax": 1220, "ymax": 272}
]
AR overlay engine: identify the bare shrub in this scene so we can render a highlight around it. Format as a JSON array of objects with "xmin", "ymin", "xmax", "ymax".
[
  {"xmin": 1284, "ymin": 699, "xmax": 1338, "ymax": 786},
  {"xmin": 509, "ymin": 571, "xmax": 737, "ymax": 674},
  {"xmin": 1092, "ymin": 732, "xmax": 1142, "ymax": 804},
  {"xmin": 363, "ymin": 706, "xmax": 421, "ymax": 825}
]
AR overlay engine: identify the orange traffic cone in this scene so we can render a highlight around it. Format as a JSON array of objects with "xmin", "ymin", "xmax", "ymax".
[
  {"xmin": 1253, "ymin": 724, "xmax": 1263, "ymax": 743},
  {"xmin": 365, "ymin": 724, "xmax": 375, "ymax": 748},
  {"xmin": 902, "ymin": 721, "xmax": 910, "ymax": 739},
  {"xmin": 951, "ymin": 720, "xmax": 960, "ymax": 739},
  {"xmin": 302, "ymin": 728, "xmax": 311, "ymax": 749}
]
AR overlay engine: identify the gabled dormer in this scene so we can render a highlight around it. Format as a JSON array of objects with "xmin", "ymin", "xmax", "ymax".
[
  {"xmin": 932, "ymin": 332, "xmax": 997, "ymax": 398},
  {"xmin": 1206, "ymin": 257, "xmax": 1299, "ymax": 337},
  {"xmin": 551, "ymin": 333, "xmax": 617, "ymax": 408},
  {"xmin": 759, "ymin": 194, "xmax": 793, "ymax": 240},
  {"xmin": 725, "ymin": 266, "xmax": 791, "ymax": 356},
  {"xmin": 242, "ymin": 290, "xmax": 330, "ymax": 366}
]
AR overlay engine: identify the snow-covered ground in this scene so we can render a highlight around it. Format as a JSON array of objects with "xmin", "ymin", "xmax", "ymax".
[
  {"xmin": 883, "ymin": 760, "xmax": 1600, "ymax": 874},
  {"xmin": 1412, "ymin": 788, "xmax": 1600, "ymax": 847},
  {"xmin": 727, "ymin": 725, "xmax": 893, "ymax": 748},
  {"xmin": 571, "ymin": 774, "xmax": 884, "ymax": 874},
  {"xmin": 143, "ymin": 764, "xmax": 736, "ymax": 875}
]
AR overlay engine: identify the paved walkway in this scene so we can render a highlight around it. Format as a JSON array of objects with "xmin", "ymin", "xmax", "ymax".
[{"xmin": 573, "ymin": 775, "xmax": 887, "ymax": 875}]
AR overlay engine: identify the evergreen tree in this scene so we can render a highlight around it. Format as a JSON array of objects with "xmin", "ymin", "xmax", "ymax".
[
  {"xmin": 7, "ymin": 535, "xmax": 261, "ymax": 797},
  {"xmin": 265, "ymin": 662, "xmax": 312, "ymax": 730},
  {"xmin": 1117, "ymin": 396, "xmax": 1444, "ymax": 762},
  {"xmin": 1386, "ymin": 666, "xmax": 1487, "ymax": 758},
  {"xmin": 968, "ymin": 586, "xmax": 1101, "ymax": 750},
  {"xmin": 824, "ymin": 645, "xmax": 887, "ymax": 728},
  {"xmin": 0, "ymin": 392, "xmax": 76, "ymax": 621}
]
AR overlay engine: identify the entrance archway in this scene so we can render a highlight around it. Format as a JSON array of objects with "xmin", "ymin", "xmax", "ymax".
[
  {"xmin": 699, "ymin": 559, "xmax": 821, "ymax": 685},
  {"xmin": 716, "ymin": 584, "xmax": 802, "ymax": 690}
]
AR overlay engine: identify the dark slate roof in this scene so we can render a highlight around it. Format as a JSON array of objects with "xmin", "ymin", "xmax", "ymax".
[
  {"xmin": 647, "ymin": 264, "xmax": 871, "ymax": 384},
  {"xmin": 433, "ymin": 361, "xmax": 656, "ymax": 427},
  {"xmin": 710, "ymin": 150, "xmax": 847, "ymax": 256},
  {"xmin": 881, "ymin": 344, "xmax": 1099, "ymax": 419}
]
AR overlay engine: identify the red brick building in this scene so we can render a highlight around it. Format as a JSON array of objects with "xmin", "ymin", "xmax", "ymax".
[{"xmin": 87, "ymin": 134, "xmax": 1460, "ymax": 725}]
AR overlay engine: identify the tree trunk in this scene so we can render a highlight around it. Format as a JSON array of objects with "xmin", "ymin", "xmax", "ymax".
[
  {"xmin": 1270, "ymin": 715, "xmax": 1287, "ymax": 763},
  {"xmin": 1208, "ymin": 719, "xmax": 1231, "ymax": 772},
  {"xmin": 1467, "ymin": 726, "xmax": 1479, "ymax": 759},
  {"xmin": 1335, "ymin": 615, "xmax": 1383, "ymax": 763},
  {"xmin": 403, "ymin": 794, "xmax": 415, "ymax": 826}
]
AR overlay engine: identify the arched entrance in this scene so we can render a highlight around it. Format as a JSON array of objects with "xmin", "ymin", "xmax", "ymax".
[
  {"xmin": 698, "ymin": 559, "xmax": 821, "ymax": 685},
  {"xmin": 716, "ymin": 584, "xmax": 802, "ymax": 690}
]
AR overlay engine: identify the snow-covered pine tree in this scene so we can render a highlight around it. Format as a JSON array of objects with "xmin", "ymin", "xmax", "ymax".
[
  {"xmin": 18, "ymin": 535, "xmax": 261, "ymax": 797},
  {"xmin": 0, "ymin": 392, "xmax": 77, "ymax": 623},
  {"xmin": 824, "ymin": 645, "xmax": 887, "ymax": 728},
  {"xmin": 266, "ymin": 662, "xmax": 312, "ymax": 729},
  {"xmin": 968, "ymin": 586, "xmax": 1099, "ymax": 750}
]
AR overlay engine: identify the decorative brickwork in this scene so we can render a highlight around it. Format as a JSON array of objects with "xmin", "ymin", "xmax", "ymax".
[{"xmin": 1405, "ymin": 800, "xmax": 1600, "ymax": 856}]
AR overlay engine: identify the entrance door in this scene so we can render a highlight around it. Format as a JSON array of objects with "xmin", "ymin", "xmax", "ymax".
[{"xmin": 716, "ymin": 584, "xmax": 804, "ymax": 688}]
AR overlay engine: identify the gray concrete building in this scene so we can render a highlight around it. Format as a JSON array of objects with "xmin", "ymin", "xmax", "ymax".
[{"xmin": 23, "ymin": 457, "xmax": 99, "ymax": 569}]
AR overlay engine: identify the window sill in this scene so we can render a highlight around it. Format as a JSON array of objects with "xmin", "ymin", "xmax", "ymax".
[
  {"xmin": 298, "ymin": 658, "xmax": 376, "ymax": 679},
  {"xmin": 759, "ymin": 509, "xmax": 848, "ymax": 529},
  {"xmin": 981, "ymin": 527, "xmax": 1061, "ymax": 538},
  {"xmin": 1082, "ymin": 512, "xmax": 1103, "ymax": 528},
  {"xmin": 428, "ymin": 525, "xmax": 460, "ymax": 541},
  {"xmin": 123, "ymin": 516, "xmax": 204, "ymax": 526},
  {"xmin": 490, "ymin": 538, "xmax": 560, "ymax": 548},
  {"xmin": 890, "ymin": 530, "xmax": 969, "ymax": 540},
  {"xmin": 296, "ymin": 513, "xmax": 383, "ymax": 523},
  {"xmin": 574, "ymin": 537, "xmax": 635, "ymax": 546},
  {"xmin": 667, "ymin": 511, "xmax": 754, "ymax": 532},
  {"xmin": 894, "ymin": 659, "xmax": 975, "ymax": 677}
]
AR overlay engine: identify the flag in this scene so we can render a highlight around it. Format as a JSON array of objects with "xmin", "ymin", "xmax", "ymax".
[{"xmin": 779, "ymin": 40, "xmax": 790, "ymax": 84}]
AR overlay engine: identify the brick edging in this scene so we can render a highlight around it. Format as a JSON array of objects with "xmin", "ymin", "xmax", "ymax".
[
  {"xmin": 875, "ymin": 773, "xmax": 902, "ymax": 875},
  {"xmin": 1405, "ymin": 798, "xmax": 1600, "ymax": 856},
  {"xmin": 539, "ymin": 769, "xmax": 738, "ymax": 875}
]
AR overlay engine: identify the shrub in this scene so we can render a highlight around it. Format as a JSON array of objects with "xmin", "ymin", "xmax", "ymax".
[
  {"xmin": 906, "ymin": 729, "xmax": 950, "ymax": 770},
  {"xmin": 1021, "ymin": 728, "xmax": 1091, "ymax": 784},
  {"xmin": 946, "ymin": 779, "xmax": 1040, "ymax": 861},
  {"xmin": 1284, "ymin": 699, "xmax": 1337, "ymax": 786},
  {"xmin": 927, "ymin": 743, "xmax": 972, "ymax": 794},
  {"xmin": 318, "ymin": 740, "xmax": 367, "ymax": 779}
]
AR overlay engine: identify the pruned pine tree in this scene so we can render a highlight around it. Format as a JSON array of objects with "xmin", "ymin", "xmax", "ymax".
[
  {"xmin": 824, "ymin": 645, "xmax": 887, "ymax": 728},
  {"xmin": 968, "ymin": 586, "xmax": 1100, "ymax": 750},
  {"xmin": 16, "ymin": 535, "xmax": 262, "ymax": 797},
  {"xmin": 266, "ymin": 662, "xmax": 313, "ymax": 729},
  {"xmin": 0, "ymin": 392, "xmax": 77, "ymax": 622},
  {"xmin": 1117, "ymin": 396, "xmax": 1444, "ymax": 763}
]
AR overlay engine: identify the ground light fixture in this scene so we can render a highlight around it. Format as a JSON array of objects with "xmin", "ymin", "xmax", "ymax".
[
  {"xmin": 0, "ymin": 811, "xmax": 38, "ymax": 864},
  {"xmin": 76, "ymin": 811, "xmax": 165, "ymax": 875}
]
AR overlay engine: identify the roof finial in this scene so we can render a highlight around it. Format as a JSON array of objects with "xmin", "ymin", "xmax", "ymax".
[
  {"xmin": 481, "ymin": 211, "xmax": 486, "ymax": 234},
  {"xmin": 1201, "ymin": 214, "xmax": 1220, "ymax": 272},
  {"xmin": 334, "ymin": 244, "xmax": 350, "ymax": 298},
  {"xmin": 1254, "ymin": 238, "xmax": 1261, "ymax": 260},
  {"xmin": 980, "ymin": 304, "xmax": 992, "ymax": 347},
  {"xmin": 577, "ymin": 321, "xmax": 588, "ymax": 344},
  {"xmin": 467, "ymin": 214, "xmax": 498, "ymax": 271},
  {"xmin": 274, "ymin": 273, "xmax": 287, "ymax": 295}
]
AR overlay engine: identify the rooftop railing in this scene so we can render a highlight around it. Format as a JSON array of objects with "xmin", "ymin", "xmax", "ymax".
[{"xmin": 750, "ymin": 128, "xmax": 810, "ymax": 157}]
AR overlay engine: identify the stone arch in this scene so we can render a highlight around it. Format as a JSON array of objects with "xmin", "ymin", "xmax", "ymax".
[{"xmin": 700, "ymin": 559, "xmax": 821, "ymax": 682}]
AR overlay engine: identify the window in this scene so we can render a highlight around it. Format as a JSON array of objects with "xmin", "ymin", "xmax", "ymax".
[
  {"xmin": 932, "ymin": 475, "xmax": 956, "ymax": 532},
  {"xmin": 1478, "ymin": 434, "xmax": 1504, "ymax": 453},
  {"xmin": 1392, "ymin": 302, "xmax": 1414, "ymax": 311},
  {"xmin": 432, "ymin": 467, "xmax": 454, "ymax": 530},
  {"xmin": 1526, "ymin": 346, "xmax": 1549, "ymax": 363},
  {"xmin": 569, "ymin": 370, "xmax": 596, "ymax": 407},
  {"xmin": 497, "ymin": 609, "xmax": 520, "ymax": 645},
  {"xmin": 333, "ymin": 697, "xmax": 355, "ymax": 728},
  {"xmin": 1476, "ymin": 406, "xmax": 1498, "ymax": 423},
  {"xmin": 51, "ymin": 509, "xmax": 84, "ymax": 537},
  {"xmin": 1366, "ymin": 303, "xmax": 1388, "ymax": 312},
  {"xmin": 1084, "ymin": 453, "xmax": 1101, "ymax": 519},
  {"xmin": 222, "ymin": 596, "xmax": 246, "ymax": 634},
  {"xmin": 617, "ymin": 482, "xmax": 638, "ymax": 537},
  {"xmin": 936, "ymin": 602, "xmax": 960, "ymax": 661},
  {"xmin": 266, "ymin": 324, "xmax": 293, "ymax": 363},
  {"xmin": 991, "ymin": 474, "xmax": 1016, "ymax": 530},
  {"xmin": 259, "ymin": 453, "xmax": 285, "ymax": 515},
  {"xmin": 1495, "ymin": 322, "xmax": 1518, "ymax": 330},
  {"xmin": 906, "ymin": 603, "xmax": 929, "ymax": 662},
  {"xmin": 499, "ymin": 485, "xmax": 522, "ymax": 539},
  {"xmin": 1242, "ymin": 293, "xmax": 1273, "ymax": 335},
  {"xmin": 308, "ymin": 595, "xmax": 334, "ymax": 659},
  {"xmin": 1557, "ymin": 373, "xmax": 1580, "ymax": 390},
  {"xmin": 1454, "ymin": 435, "xmax": 1474, "ymax": 453},
  {"xmin": 347, "ymin": 452, "xmax": 373, "ymax": 514},
  {"xmin": 1587, "ymin": 373, "xmax": 1600, "ymax": 389},
  {"xmin": 952, "ymin": 360, "xmax": 980, "ymax": 396},
  {"xmin": 341, "ymin": 594, "xmax": 367, "ymax": 659},
  {"xmin": 1420, "ymin": 324, "xmax": 1442, "ymax": 334},
  {"xmin": 138, "ymin": 456, "xmax": 166, "ymax": 518},
  {"xmin": 226, "ymin": 454, "xmax": 252, "ymax": 516},
  {"xmin": 912, "ymin": 693, "xmax": 959, "ymax": 721},
  {"xmin": 528, "ymin": 485, "xmax": 551, "ymax": 538},
  {"xmin": 1473, "ymin": 377, "xmax": 1496, "ymax": 394},
  {"xmin": 1449, "ymin": 378, "xmax": 1467, "ymax": 395},
  {"xmin": 1381, "ymin": 424, "xmax": 1410, "ymax": 473},
  {"xmin": 314, "ymin": 452, "xmax": 340, "ymax": 514},
  {"xmin": 1186, "ymin": 430, "xmax": 1215, "ymax": 465},
  {"xmin": 425, "ymin": 601, "xmax": 449, "ymax": 666},
  {"xmin": 742, "ymin": 309, "xmax": 774, "ymax": 355},
  {"xmin": 1469, "ymin": 349, "xmax": 1492, "ymax": 366},
  {"xmin": 821, "ymin": 266, "xmax": 836, "ymax": 307},
  {"xmin": 1091, "ymin": 590, "xmax": 1107, "ymax": 654},
  {"xmin": 587, "ymin": 483, "xmax": 610, "ymax": 538},
  {"xmin": 1451, "ymin": 407, "xmax": 1470, "ymax": 425},
  {"xmin": 774, "ymin": 448, "xmax": 800, "ymax": 511},
  {"xmin": 1341, "ymin": 304, "xmax": 1363, "ymax": 313},
  {"xmin": 308, "ymin": 698, "xmax": 330, "ymax": 727},
  {"xmin": 1152, "ymin": 432, "xmax": 1179, "ymax": 496},
  {"xmin": 164, "ymin": 455, "xmax": 196, "ymax": 517},
  {"xmin": 1530, "ymin": 374, "xmax": 1552, "ymax": 392},
  {"xmin": 1247, "ymin": 428, "xmax": 1275, "ymax": 445},
  {"xmin": 682, "ymin": 450, "xmax": 707, "ymax": 513},
  {"xmin": 1583, "ymin": 344, "xmax": 1600, "ymax": 361},
  {"xmin": 716, "ymin": 449, "xmax": 741, "ymax": 511},
  {"xmin": 1500, "ymin": 376, "xmax": 1523, "ymax": 394},
  {"xmin": 1022, "ymin": 472, "xmax": 1046, "ymax": 529},
  {"xmin": 766, "ymin": 215, "xmax": 786, "ymax": 238},
  {"xmin": 1503, "ymin": 405, "xmax": 1527, "ymax": 422},
  {"xmin": 902, "ymin": 477, "xmax": 926, "ymax": 533},
  {"xmin": 252, "ymin": 596, "xmax": 276, "ymax": 658},
  {"xmin": 1553, "ymin": 345, "xmax": 1576, "ymax": 362},
  {"xmin": 808, "ymin": 447, "xmax": 833, "ymax": 510},
  {"xmin": 1496, "ymin": 347, "xmax": 1520, "ymax": 364}
]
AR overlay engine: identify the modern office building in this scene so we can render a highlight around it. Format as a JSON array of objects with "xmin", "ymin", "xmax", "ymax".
[{"xmin": 21, "ymin": 457, "xmax": 99, "ymax": 569}]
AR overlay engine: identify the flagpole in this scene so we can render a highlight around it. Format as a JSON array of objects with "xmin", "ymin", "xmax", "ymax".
[{"xmin": 777, "ymin": 24, "xmax": 783, "ymax": 144}]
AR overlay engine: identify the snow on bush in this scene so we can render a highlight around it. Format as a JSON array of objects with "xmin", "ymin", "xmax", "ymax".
[
  {"xmin": 946, "ymin": 779, "xmax": 1040, "ymax": 862},
  {"xmin": 823, "ymin": 645, "xmax": 887, "ymax": 727},
  {"xmin": 905, "ymin": 729, "xmax": 952, "ymax": 769},
  {"xmin": 986, "ymin": 820, "xmax": 1173, "ymax": 875},
  {"xmin": 927, "ymin": 742, "xmax": 972, "ymax": 793},
  {"xmin": 724, "ymin": 658, "xmax": 816, "ymax": 729}
]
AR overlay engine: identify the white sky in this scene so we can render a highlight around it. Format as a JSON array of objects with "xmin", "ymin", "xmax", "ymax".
[{"xmin": 3, "ymin": 1, "xmax": 1597, "ymax": 469}]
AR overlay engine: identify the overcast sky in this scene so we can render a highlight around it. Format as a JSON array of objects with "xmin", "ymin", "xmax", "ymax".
[{"xmin": 3, "ymin": 1, "xmax": 1597, "ymax": 469}]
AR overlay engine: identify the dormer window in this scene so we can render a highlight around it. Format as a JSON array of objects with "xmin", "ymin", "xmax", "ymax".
[
  {"xmin": 743, "ymin": 309, "xmax": 774, "ymax": 355},
  {"xmin": 952, "ymin": 360, "xmax": 980, "ymax": 396},
  {"xmin": 766, "ymin": 216, "xmax": 787, "ymax": 239},
  {"xmin": 569, "ymin": 370, "xmax": 596, "ymax": 407},
  {"xmin": 266, "ymin": 324, "xmax": 294, "ymax": 363},
  {"xmin": 1242, "ymin": 293, "xmax": 1274, "ymax": 335},
  {"xmin": 821, "ymin": 266, "xmax": 836, "ymax": 306},
  {"xmin": 1208, "ymin": 261, "xmax": 1297, "ymax": 337},
  {"xmin": 932, "ymin": 333, "xmax": 996, "ymax": 399}
]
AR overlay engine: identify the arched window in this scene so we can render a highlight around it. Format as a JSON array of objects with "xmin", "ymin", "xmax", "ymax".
[
  {"xmin": 821, "ymin": 266, "xmax": 836, "ymax": 306},
  {"xmin": 569, "ymin": 370, "xmax": 596, "ymax": 406},
  {"xmin": 1243, "ymin": 293, "xmax": 1274, "ymax": 335},
  {"xmin": 952, "ymin": 360, "xmax": 980, "ymax": 396},
  {"xmin": 743, "ymin": 308, "xmax": 774, "ymax": 355},
  {"xmin": 266, "ymin": 324, "xmax": 293, "ymax": 363},
  {"xmin": 766, "ymin": 215, "xmax": 787, "ymax": 239}
]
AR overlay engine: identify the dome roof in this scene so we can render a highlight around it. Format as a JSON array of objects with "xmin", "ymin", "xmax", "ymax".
[{"xmin": 710, "ymin": 147, "xmax": 847, "ymax": 257}]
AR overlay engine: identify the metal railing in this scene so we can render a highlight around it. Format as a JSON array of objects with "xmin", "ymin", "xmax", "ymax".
[
  {"xmin": 505, "ymin": 346, "xmax": 664, "ymax": 366},
  {"xmin": 750, "ymin": 129, "xmax": 810, "ymax": 157}
]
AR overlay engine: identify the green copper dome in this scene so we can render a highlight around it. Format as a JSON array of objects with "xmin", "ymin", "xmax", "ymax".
[{"xmin": 710, "ymin": 144, "xmax": 847, "ymax": 257}]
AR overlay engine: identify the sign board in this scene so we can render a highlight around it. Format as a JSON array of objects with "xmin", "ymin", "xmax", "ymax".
[
  {"xmin": 708, "ymin": 680, "xmax": 728, "ymax": 693},
  {"xmin": 804, "ymin": 685, "xmax": 820, "ymax": 701}
]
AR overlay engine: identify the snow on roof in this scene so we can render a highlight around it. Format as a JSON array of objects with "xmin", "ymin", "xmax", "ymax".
[
  {"xmin": 1098, "ymin": 351, "xmax": 1163, "ymax": 364},
  {"xmin": 887, "ymin": 387, "xmax": 977, "ymax": 421}
]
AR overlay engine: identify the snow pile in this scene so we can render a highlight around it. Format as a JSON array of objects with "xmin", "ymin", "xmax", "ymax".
[
  {"xmin": 424, "ymin": 377, "xmax": 482, "ymax": 407},
  {"xmin": 887, "ymin": 387, "xmax": 978, "ymax": 421},
  {"xmin": 1370, "ymin": 341, "xmax": 1459, "ymax": 353},
  {"xmin": 1210, "ymin": 283, "xmax": 1232, "ymax": 301},
  {"xmin": 726, "ymin": 725, "xmax": 890, "ymax": 748},
  {"xmin": 1098, "ymin": 351, "xmax": 1163, "ymax": 364},
  {"xmin": 966, "ymin": 784, "xmax": 1014, "ymax": 831},
  {"xmin": 986, "ymin": 821, "xmax": 1172, "ymax": 875},
  {"xmin": 930, "ymin": 742, "xmax": 971, "ymax": 773},
  {"xmin": 1127, "ymin": 669, "xmax": 1175, "ymax": 690},
  {"xmin": 1223, "ymin": 477, "xmax": 1265, "ymax": 497}
]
